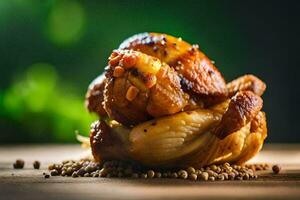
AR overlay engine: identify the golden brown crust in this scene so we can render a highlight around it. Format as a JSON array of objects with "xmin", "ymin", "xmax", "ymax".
[
  {"xmin": 85, "ymin": 74, "xmax": 107, "ymax": 117},
  {"xmin": 172, "ymin": 48, "xmax": 227, "ymax": 99},
  {"xmin": 250, "ymin": 111, "xmax": 267, "ymax": 135},
  {"xmin": 103, "ymin": 50, "xmax": 189, "ymax": 126},
  {"xmin": 90, "ymin": 120, "xmax": 128, "ymax": 162},
  {"xmin": 233, "ymin": 111, "xmax": 267, "ymax": 164},
  {"xmin": 119, "ymin": 33, "xmax": 191, "ymax": 63},
  {"xmin": 119, "ymin": 33, "xmax": 227, "ymax": 100},
  {"xmin": 214, "ymin": 91, "xmax": 263, "ymax": 139},
  {"xmin": 227, "ymin": 74, "xmax": 266, "ymax": 97},
  {"xmin": 147, "ymin": 63, "xmax": 189, "ymax": 117},
  {"xmin": 104, "ymin": 75, "xmax": 151, "ymax": 126}
]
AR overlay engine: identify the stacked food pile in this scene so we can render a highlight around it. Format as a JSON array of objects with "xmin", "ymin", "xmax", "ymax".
[
  {"xmin": 47, "ymin": 32, "xmax": 268, "ymax": 181},
  {"xmin": 85, "ymin": 33, "xmax": 267, "ymax": 169}
]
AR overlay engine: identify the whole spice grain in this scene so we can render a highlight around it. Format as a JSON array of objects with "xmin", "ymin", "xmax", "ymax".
[
  {"xmin": 171, "ymin": 172, "xmax": 178, "ymax": 179},
  {"xmin": 147, "ymin": 170, "xmax": 155, "ymax": 178},
  {"xmin": 178, "ymin": 170, "xmax": 188, "ymax": 179},
  {"xmin": 186, "ymin": 167, "xmax": 196, "ymax": 174},
  {"xmin": 50, "ymin": 169, "xmax": 59, "ymax": 176},
  {"xmin": 140, "ymin": 173, "xmax": 147, "ymax": 179},
  {"xmin": 33, "ymin": 161, "xmax": 40, "ymax": 169},
  {"xmin": 188, "ymin": 173, "xmax": 197, "ymax": 181},
  {"xmin": 272, "ymin": 165, "xmax": 281, "ymax": 174},
  {"xmin": 72, "ymin": 172, "xmax": 79, "ymax": 178},
  {"xmin": 199, "ymin": 172, "xmax": 209, "ymax": 181},
  {"xmin": 13, "ymin": 159, "xmax": 25, "ymax": 169},
  {"xmin": 155, "ymin": 172, "xmax": 162, "ymax": 178}
]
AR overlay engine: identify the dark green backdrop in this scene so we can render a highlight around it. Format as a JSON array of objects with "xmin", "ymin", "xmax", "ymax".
[{"xmin": 0, "ymin": 0, "xmax": 295, "ymax": 143}]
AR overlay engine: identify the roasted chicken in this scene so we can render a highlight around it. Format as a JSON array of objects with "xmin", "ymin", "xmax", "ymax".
[{"xmin": 86, "ymin": 33, "xmax": 267, "ymax": 168}]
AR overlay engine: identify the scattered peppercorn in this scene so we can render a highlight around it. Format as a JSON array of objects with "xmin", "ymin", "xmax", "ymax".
[
  {"xmin": 200, "ymin": 172, "xmax": 209, "ymax": 181},
  {"xmin": 272, "ymin": 165, "xmax": 281, "ymax": 174},
  {"xmin": 171, "ymin": 172, "xmax": 178, "ymax": 179},
  {"xmin": 178, "ymin": 170, "xmax": 188, "ymax": 179},
  {"xmin": 147, "ymin": 170, "xmax": 155, "ymax": 178},
  {"xmin": 155, "ymin": 172, "xmax": 162, "ymax": 178},
  {"xmin": 33, "ymin": 161, "xmax": 40, "ymax": 169},
  {"xmin": 50, "ymin": 169, "xmax": 59, "ymax": 176},
  {"xmin": 140, "ymin": 173, "xmax": 147, "ymax": 179},
  {"xmin": 72, "ymin": 172, "xmax": 79, "ymax": 178},
  {"xmin": 189, "ymin": 173, "xmax": 197, "ymax": 181},
  {"xmin": 187, "ymin": 167, "xmax": 196, "ymax": 174},
  {"xmin": 13, "ymin": 159, "xmax": 25, "ymax": 169}
]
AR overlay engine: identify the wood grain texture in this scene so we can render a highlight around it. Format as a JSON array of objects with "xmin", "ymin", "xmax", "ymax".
[{"xmin": 0, "ymin": 144, "xmax": 300, "ymax": 200}]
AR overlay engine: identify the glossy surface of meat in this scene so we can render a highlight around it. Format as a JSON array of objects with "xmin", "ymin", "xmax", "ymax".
[
  {"xmin": 104, "ymin": 50, "xmax": 189, "ymax": 126},
  {"xmin": 120, "ymin": 33, "xmax": 227, "ymax": 100},
  {"xmin": 213, "ymin": 91, "xmax": 263, "ymax": 139}
]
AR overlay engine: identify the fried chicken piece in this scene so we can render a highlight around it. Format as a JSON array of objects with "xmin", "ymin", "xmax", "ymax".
[
  {"xmin": 119, "ymin": 33, "xmax": 227, "ymax": 101},
  {"xmin": 104, "ymin": 73, "xmax": 151, "ymax": 126},
  {"xmin": 104, "ymin": 50, "xmax": 189, "ymax": 126},
  {"xmin": 87, "ymin": 33, "xmax": 268, "ymax": 168},
  {"xmin": 85, "ymin": 33, "xmax": 228, "ymax": 124}
]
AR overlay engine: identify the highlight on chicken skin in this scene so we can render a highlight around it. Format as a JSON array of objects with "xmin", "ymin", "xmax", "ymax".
[
  {"xmin": 120, "ymin": 33, "xmax": 228, "ymax": 103},
  {"xmin": 85, "ymin": 32, "xmax": 267, "ymax": 168},
  {"xmin": 104, "ymin": 49, "xmax": 190, "ymax": 126}
]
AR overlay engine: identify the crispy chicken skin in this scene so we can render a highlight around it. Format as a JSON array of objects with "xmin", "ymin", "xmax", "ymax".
[
  {"xmin": 104, "ymin": 50, "xmax": 189, "ymax": 126},
  {"xmin": 119, "ymin": 33, "xmax": 227, "ymax": 100},
  {"xmin": 213, "ymin": 91, "xmax": 263, "ymax": 139}
]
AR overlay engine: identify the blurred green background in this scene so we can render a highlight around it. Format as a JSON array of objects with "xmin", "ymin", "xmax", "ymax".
[{"xmin": 0, "ymin": 0, "xmax": 294, "ymax": 143}]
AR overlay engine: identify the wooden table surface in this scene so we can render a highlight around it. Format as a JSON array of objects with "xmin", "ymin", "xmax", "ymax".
[{"xmin": 0, "ymin": 144, "xmax": 300, "ymax": 200}]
